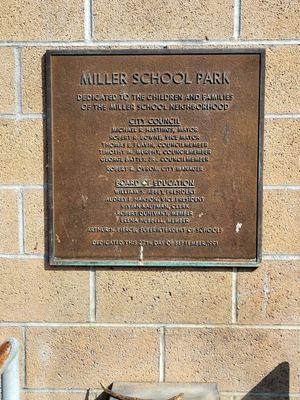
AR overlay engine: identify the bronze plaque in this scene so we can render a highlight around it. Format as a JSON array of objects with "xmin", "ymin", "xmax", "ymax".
[{"xmin": 46, "ymin": 49, "xmax": 264, "ymax": 267}]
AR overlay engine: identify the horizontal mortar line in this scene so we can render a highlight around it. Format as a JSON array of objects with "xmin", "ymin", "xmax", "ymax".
[
  {"xmin": 0, "ymin": 184, "xmax": 44, "ymax": 189},
  {"xmin": 262, "ymin": 254, "xmax": 300, "ymax": 260},
  {"xmin": 1, "ymin": 322, "xmax": 299, "ymax": 329},
  {"xmin": 0, "ymin": 39, "xmax": 300, "ymax": 47},
  {"xmin": 0, "ymin": 253, "xmax": 45, "ymax": 259},
  {"xmin": 0, "ymin": 113, "xmax": 44, "ymax": 119},
  {"xmin": 263, "ymin": 185, "xmax": 300, "ymax": 190},
  {"xmin": 265, "ymin": 113, "xmax": 300, "ymax": 119}
]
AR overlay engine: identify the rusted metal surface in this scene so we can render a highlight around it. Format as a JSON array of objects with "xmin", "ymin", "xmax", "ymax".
[
  {"xmin": 46, "ymin": 49, "xmax": 264, "ymax": 267},
  {"xmin": 0, "ymin": 341, "xmax": 10, "ymax": 370}
]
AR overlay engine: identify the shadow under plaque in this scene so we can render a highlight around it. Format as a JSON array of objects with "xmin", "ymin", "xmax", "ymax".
[{"xmin": 46, "ymin": 49, "xmax": 265, "ymax": 267}]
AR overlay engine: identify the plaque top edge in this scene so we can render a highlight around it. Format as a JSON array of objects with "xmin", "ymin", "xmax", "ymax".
[{"xmin": 45, "ymin": 48, "xmax": 266, "ymax": 58}]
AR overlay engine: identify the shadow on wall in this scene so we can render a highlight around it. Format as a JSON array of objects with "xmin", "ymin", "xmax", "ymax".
[
  {"xmin": 93, "ymin": 386, "xmax": 110, "ymax": 400},
  {"xmin": 242, "ymin": 362, "xmax": 290, "ymax": 400}
]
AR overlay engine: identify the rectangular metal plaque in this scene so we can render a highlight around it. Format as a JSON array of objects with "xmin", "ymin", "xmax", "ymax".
[{"xmin": 46, "ymin": 49, "xmax": 264, "ymax": 267}]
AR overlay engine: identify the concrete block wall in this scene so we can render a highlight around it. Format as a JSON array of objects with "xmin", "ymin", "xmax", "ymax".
[{"xmin": 0, "ymin": 1, "xmax": 299, "ymax": 399}]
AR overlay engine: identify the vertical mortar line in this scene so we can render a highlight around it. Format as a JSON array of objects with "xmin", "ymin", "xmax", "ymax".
[
  {"xmin": 159, "ymin": 326, "xmax": 166, "ymax": 382},
  {"xmin": 231, "ymin": 268, "xmax": 238, "ymax": 323},
  {"xmin": 233, "ymin": 0, "xmax": 241, "ymax": 39},
  {"xmin": 90, "ymin": 0, "xmax": 94, "ymax": 40},
  {"xmin": 18, "ymin": 188, "xmax": 25, "ymax": 254},
  {"xmin": 89, "ymin": 267, "xmax": 96, "ymax": 321},
  {"xmin": 14, "ymin": 47, "xmax": 22, "ymax": 115},
  {"xmin": 22, "ymin": 326, "xmax": 27, "ymax": 388},
  {"xmin": 84, "ymin": 0, "xmax": 93, "ymax": 42}
]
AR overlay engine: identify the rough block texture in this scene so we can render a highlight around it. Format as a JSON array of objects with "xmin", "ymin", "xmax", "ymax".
[
  {"xmin": 241, "ymin": 0, "xmax": 300, "ymax": 39},
  {"xmin": 0, "ymin": 259, "xmax": 89, "ymax": 322},
  {"xmin": 26, "ymin": 327, "xmax": 159, "ymax": 388},
  {"xmin": 0, "ymin": 0, "xmax": 84, "ymax": 41},
  {"xmin": 0, "ymin": 48, "xmax": 15, "ymax": 113},
  {"xmin": 0, "ymin": 190, "xmax": 19, "ymax": 253},
  {"xmin": 96, "ymin": 269, "xmax": 232, "ymax": 323},
  {"xmin": 265, "ymin": 46, "xmax": 300, "ymax": 114},
  {"xmin": 22, "ymin": 394, "xmax": 87, "ymax": 400},
  {"xmin": 165, "ymin": 328, "xmax": 300, "ymax": 392},
  {"xmin": 22, "ymin": 48, "xmax": 46, "ymax": 113},
  {"xmin": 237, "ymin": 260, "xmax": 300, "ymax": 324},
  {"xmin": 263, "ymin": 190, "xmax": 300, "ymax": 254},
  {"xmin": 24, "ymin": 189, "xmax": 45, "ymax": 254},
  {"xmin": 264, "ymin": 119, "xmax": 300, "ymax": 185},
  {"xmin": 93, "ymin": 0, "xmax": 234, "ymax": 40},
  {"xmin": 0, "ymin": 119, "xmax": 44, "ymax": 184}
]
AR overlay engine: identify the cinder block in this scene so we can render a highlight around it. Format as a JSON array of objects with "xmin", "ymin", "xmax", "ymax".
[
  {"xmin": 0, "ymin": 0, "xmax": 84, "ymax": 41},
  {"xmin": 0, "ymin": 190, "xmax": 19, "ymax": 253},
  {"xmin": 22, "ymin": 48, "xmax": 45, "ymax": 113},
  {"xmin": 265, "ymin": 46, "xmax": 300, "ymax": 113},
  {"xmin": 0, "ymin": 48, "xmax": 15, "ymax": 113},
  {"xmin": 264, "ymin": 119, "xmax": 300, "ymax": 185},
  {"xmin": 24, "ymin": 189, "xmax": 45, "ymax": 254},
  {"xmin": 0, "ymin": 119, "xmax": 44, "ymax": 184},
  {"xmin": 0, "ymin": 259, "xmax": 89, "ymax": 322},
  {"xmin": 93, "ymin": 0, "xmax": 234, "ymax": 40},
  {"xmin": 26, "ymin": 327, "xmax": 159, "ymax": 388},
  {"xmin": 237, "ymin": 260, "xmax": 300, "ymax": 324},
  {"xmin": 96, "ymin": 269, "xmax": 232, "ymax": 323},
  {"xmin": 165, "ymin": 328, "xmax": 300, "ymax": 392},
  {"xmin": 263, "ymin": 190, "xmax": 300, "ymax": 254},
  {"xmin": 22, "ymin": 393, "xmax": 87, "ymax": 400},
  {"xmin": 241, "ymin": 0, "xmax": 300, "ymax": 39}
]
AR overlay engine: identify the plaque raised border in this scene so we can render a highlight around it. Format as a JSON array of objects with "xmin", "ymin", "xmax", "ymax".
[{"xmin": 46, "ymin": 48, "xmax": 265, "ymax": 267}]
